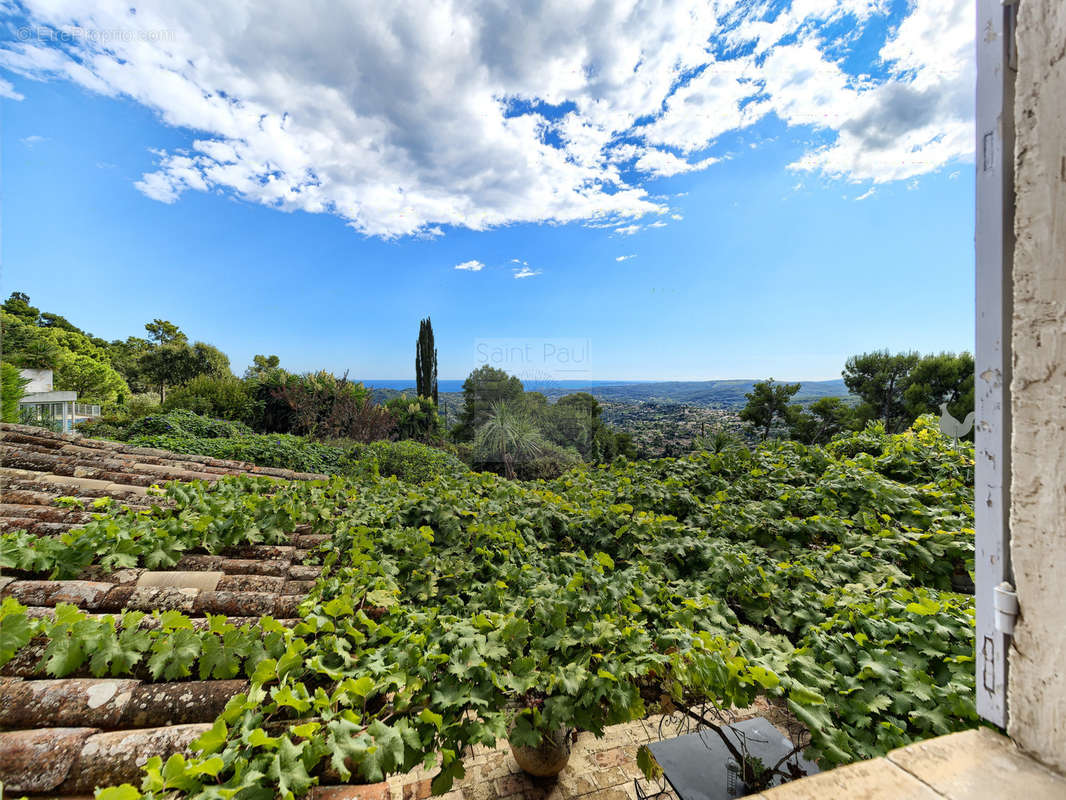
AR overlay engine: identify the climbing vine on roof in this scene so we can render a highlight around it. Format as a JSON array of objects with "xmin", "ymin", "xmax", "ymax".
[{"xmin": 0, "ymin": 415, "xmax": 977, "ymax": 799}]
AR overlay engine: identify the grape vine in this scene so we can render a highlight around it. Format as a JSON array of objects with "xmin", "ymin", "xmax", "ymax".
[{"xmin": 0, "ymin": 416, "xmax": 976, "ymax": 799}]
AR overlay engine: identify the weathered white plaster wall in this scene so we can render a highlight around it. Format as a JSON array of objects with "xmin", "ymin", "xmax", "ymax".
[{"xmin": 1008, "ymin": 0, "xmax": 1066, "ymax": 774}]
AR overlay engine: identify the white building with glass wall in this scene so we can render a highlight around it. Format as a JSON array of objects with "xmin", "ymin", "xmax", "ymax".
[{"xmin": 17, "ymin": 368, "xmax": 100, "ymax": 432}]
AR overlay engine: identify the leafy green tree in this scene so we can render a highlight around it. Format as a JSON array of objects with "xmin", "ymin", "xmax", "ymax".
[
  {"xmin": 107, "ymin": 336, "xmax": 153, "ymax": 393},
  {"xmin": 902, "ymin": 352, "xmax": 974, "ymax": 425},
  {"xmin": 2, "ymin": 318, "xmax": 60, "ymax": 369},
  {"xmin": 612, "ymin": 431, "xmax": 638, "ymax": 460},
  {"xmin": 49, "ymin": 327, "xmax": 110, "ymax": 360},
  {"xmin": 786, "ymin": 397, "xmax": 856, "ymax": 445},
  {"xmin": 545, "ymin": 396, "xmax": 595, "ymax": 457},
  {"xmin": 163, "ymin": 375, "xmax": 254, "ymax": 422},
  {"xmin": 739, "ymin": 379, "xmax": 800, "ymax": 440},
  {"xmin": 542, "ymin": 393, "xmax": 606, "ymax": 460},
  {"xmin": 54, "ymin": 352, "xmax": 130, "ymax": 403},
  {"xmin": 530, "ymin": 392, "xmax": 633, "ymax": 463},
  {"xmin": 453, "ymin": 366, "xmax": 524, "ymax": 441},
  {"xmin": 139, "ymin": 343, "xmax": 198, "ymax": 403},
  {"xmin": 555, "ymin": 392, "xmax": 601, "ymax": 420},
  {"xmin": 38, "ymin": 312, "xmax": 81, "ymax": 332},
  {"xmin": 136, "ymin": 317, "xmax": 232, "ymax": 402},
  {"xmin": 145, "ymin": 319, "xmax": 187, "ymax": 346},
  {"xmin": 191, "ymin": 342, "xmax": 233, "ymax": 378},
  {"xmin": 1, "ymin": 292, "xmax": 40, "ymax": 322},
  {"xmin": 520, "ymin": 391, "xmax": 549, "ymax": 416},
  {"xmin": 244, "ymin": 354, "xmax": 281, "ymax": 380},
  {"xmin": 473, "ymin": 402, "xmax": 546, "ymax": 479},
  {"xmin": 1, "ymin": 362, "xmax": 28, "ymax": 422},
  {"xmin": 415, "ymin": 317, "xmax": 438, "ymax": 405},
  {"xmin": 843, "ymin": 350, "xmax": 920, "ymax": 433},
  {"xmin": 244, "ymin": 365, "xmax": 297, "ymax": 433}
]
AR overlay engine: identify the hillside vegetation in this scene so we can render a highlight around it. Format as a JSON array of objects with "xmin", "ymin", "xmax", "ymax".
[
  {"xmin": 0, "ymin": 416, "xmax": 975, "ymax": 797},
  {"xmin": 539, "ymin": 378, "xmax": 851, "ymax": 407}
]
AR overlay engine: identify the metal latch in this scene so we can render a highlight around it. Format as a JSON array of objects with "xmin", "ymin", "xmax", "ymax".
[{"xmin": 993, "ymin": 581, "xmax": 1019, "ymax": 635}]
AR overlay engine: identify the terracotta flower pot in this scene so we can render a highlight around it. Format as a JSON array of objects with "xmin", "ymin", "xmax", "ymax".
[{"xmin": 510, "ymin": 727, "xmax": 572, "ymax": 777}]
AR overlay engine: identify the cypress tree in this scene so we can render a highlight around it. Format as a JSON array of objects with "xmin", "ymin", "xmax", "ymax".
[{"xmin": 415, "ymin": 317, "xmax": 438, "ymax": 405}]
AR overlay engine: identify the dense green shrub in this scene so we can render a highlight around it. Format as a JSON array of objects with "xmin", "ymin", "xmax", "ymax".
[
  {"xmin": 347, "ymin": 439, "xmax": 469, "ymax": 483},
  {"xmin": 163, "ymin": 374, "xmax": 255, "ymax": 422},
  {"xmin": 123, "ymin": 394, "xmax": 162, "ymax": 418},
  {"xmin": 80, "ymin": 408, "xmax": 250, "ymax": 441},
  {"xmin": 385, "ymin": 394, "xmax": 443, "ymax": 442},
  {"xmin": 244, "ymin": 368, "xmax": 297, "ymax": 433},
  {"xmin": 124, "ymin": 409, "xmax": 253, "ymax": 439},
  {"xmin": 513, "ymin": 442, "xmax": 584, "ymax": 480}
]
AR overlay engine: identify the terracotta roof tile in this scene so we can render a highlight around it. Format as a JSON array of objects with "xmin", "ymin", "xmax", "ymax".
[
  {"xmin": 0, "ymin": 727, "xmax": 96, "ymax": 792},
  {"xmin": 61, "ymin": 723, "xmax": 211, "ymax": 793},
  {"xmin": 0, "ymin": 423, "xmax": 329, "ymax": 794}
]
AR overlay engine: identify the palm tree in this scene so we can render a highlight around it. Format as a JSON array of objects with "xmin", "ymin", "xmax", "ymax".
[
  {"xmin": 694, "ymin": 428, "xmax": 746, "ymax": 454},
  {"xmin": 474, "ymin": 402, "xmax": 546, "ymax": 479}
]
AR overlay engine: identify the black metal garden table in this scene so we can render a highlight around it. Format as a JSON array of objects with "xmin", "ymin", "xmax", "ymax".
[{"xmin": 639, "ymin": 717, "xmax": 819, "ymax": 800}]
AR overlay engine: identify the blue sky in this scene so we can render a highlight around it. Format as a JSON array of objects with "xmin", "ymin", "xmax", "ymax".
[{"xmin": 0, "ymin": 0, "xmax": 975, "ymax": 382}]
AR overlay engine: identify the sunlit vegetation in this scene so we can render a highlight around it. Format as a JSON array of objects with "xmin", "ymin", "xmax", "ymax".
[{"xmin": 0, "ymin": 417, "xmax": 975, "ymax": 798}]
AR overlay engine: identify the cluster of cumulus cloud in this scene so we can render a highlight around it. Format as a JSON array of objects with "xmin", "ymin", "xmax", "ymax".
[{"xmin": 1, "ymin": 0, "xmax": 973, "ymax": 238}]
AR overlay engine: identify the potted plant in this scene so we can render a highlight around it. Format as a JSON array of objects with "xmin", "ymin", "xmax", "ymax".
[{"xmin": 507, "ymin": 703, "xmax": 575, "ymax": 777}]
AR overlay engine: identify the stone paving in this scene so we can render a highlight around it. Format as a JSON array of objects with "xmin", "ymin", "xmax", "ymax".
[
  {"xmin": 351, "ymin": 698, "xmax": 787, "ymax": 800},
  {"xmin": 393, "ymin": 716, "xmax": 673, "ymax": 800}
]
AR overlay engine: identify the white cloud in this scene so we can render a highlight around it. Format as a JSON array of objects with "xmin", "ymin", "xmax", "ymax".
[
  {"xmin": 454, "ymin": 259, "xmax": 485, "ymax": 271},
  {"xmin": 634, "ymin": 148, "xmax": 719, "ymax": 177},
  {"xmin": 615, "ymin": 254, "xmax": 636, "ymax": 262},
  {"xmin": 784, "ymin": 0, "xmax": 974, "ymax": 183},
  {"xmin": 648, "ymin": 220, "xmax": 668, "ymax": 228},
  {"xmin": 513, "ymin": 266, "xmax": 541, "ymax": 279},
  {"xmin": 949, "ymin": 171, "xmax": 960, "ymax": 180},
  {"xmin": 0, "ymin": 0, "xmax": 973, "ymax": 235},
  {"xmin": 614, "ymin": 225, "xmax": 641, "ymax": 236},
  {"xmin": 670, "ymin": 213, "xmax": 683, "ymax": 220},
  {"xmin": 0, "ymin": 77, "xmax": 22, "ymax": 99},
  {"xmin": 854, "ymin": 187, "xmax": 876, "ymax": 201},
  {"xmin": 20, "ymin": 134, "xmax": 47, "ymax": 147},
  {"xmin": 642, "ymin": 57, "xmax": 764, "ymax": 153}
]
